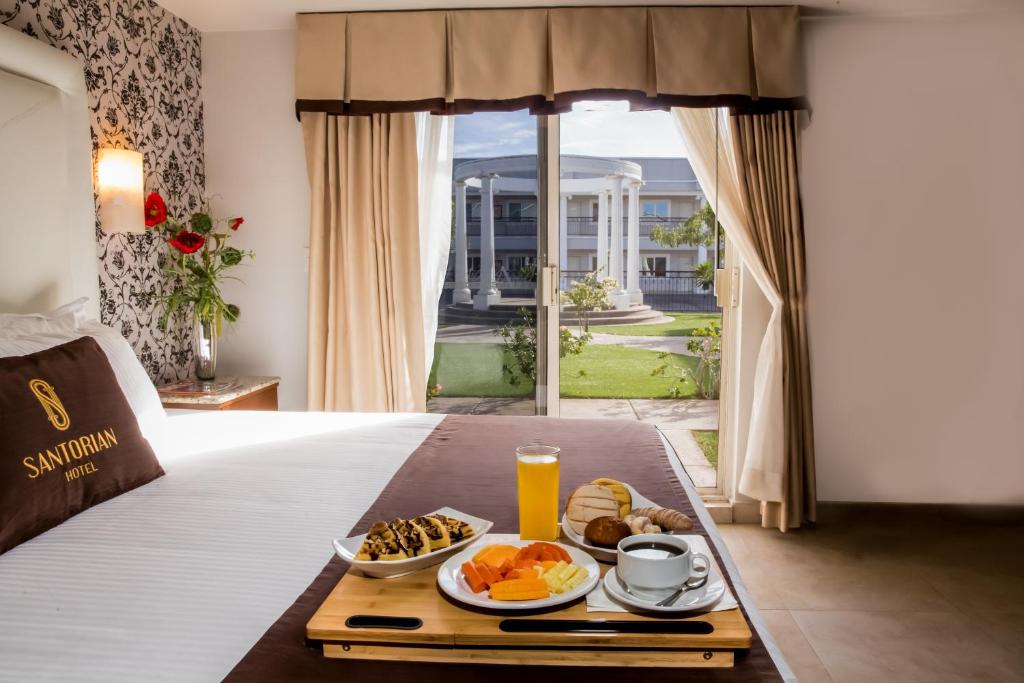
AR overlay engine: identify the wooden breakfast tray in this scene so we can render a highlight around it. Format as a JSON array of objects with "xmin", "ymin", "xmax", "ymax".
[{"xmin": 306, "ymin": 563, "xmax": 752, "ymax": 668}]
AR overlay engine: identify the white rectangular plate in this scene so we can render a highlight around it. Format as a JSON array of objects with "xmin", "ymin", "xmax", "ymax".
[{"xmin": 333, "ymin": 507, "xmax": 493, "ymax": 579}]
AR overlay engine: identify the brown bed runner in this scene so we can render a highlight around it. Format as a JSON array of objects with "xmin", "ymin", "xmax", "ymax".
[{"xmin": 225, "ymin": 415, "xmax": 781, "ymax": 682}]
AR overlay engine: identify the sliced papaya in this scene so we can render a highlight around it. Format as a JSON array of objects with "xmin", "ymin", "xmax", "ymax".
[{"xmin": 462, "ymin": 561, "xmax": 487, "ymax": 593}]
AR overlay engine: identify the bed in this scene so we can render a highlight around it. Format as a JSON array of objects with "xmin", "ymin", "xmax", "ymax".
[{"xmin": 0, "ymin": 23, "xmax": 792, "ymax": 683}]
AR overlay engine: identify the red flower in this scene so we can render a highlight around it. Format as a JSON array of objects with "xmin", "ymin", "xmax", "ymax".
[
  {"xmin": 144, "ymin": 192, "xmax": 167, "ymax": 227},
  {"xmin": 229, "ymin": 216, "xmax": 244, "ymax": 231},
  {"xmin": 168, "ymin": 230, "xmax": 205, "ymax": 254}
]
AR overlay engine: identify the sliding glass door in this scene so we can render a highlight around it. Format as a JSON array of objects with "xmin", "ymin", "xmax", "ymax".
[
  {"xmin": 429, "ymin": 105, "xmax": 725, "ymax": 492},
  {"xmin": 427, "ymin": 111, "xmax": 542, "ymax": 417},
  {"xmin": 551, "ymin": 103, "xmax": 724, "ymax": 490}
]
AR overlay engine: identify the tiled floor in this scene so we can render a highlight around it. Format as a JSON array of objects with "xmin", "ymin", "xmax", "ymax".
[{"xmin": 718, "ymin": 517, "xmax": 1024, "ymax": 682}]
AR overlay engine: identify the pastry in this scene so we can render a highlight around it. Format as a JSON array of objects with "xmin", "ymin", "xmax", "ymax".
[
  {"xmin": 566, "ymin": 484, "xmax": 620, "ymax": 534},
  {"xmin": 623, "ymin": 514, "xmax": 662, "ymax": 535},
  {"xmin": 591, "ymin": 477, "xmax": 632, "ymax": 517},
  {"xmin": 413, "ymin": 515, "xmax": 451, "ymax": 550},
  {"xmin": 584, "ymin": 516, "xmax": 631, "ymax": 548},
  {"xmin": 430, "ymin": 513, "xmax": 475, "ymax": 543},
  {"xmin": 630, "ymin": 506, "xmax": 694, "ymax": 531},
  {"xmin": 355, "ymin": 521, "xmax": 409, "ymax": 561},
  {"xmin": 387, "ymin": 518, "xmax": 432, "ymax": 557}
]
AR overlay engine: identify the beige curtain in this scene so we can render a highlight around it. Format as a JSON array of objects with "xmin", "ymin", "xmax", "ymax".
[
  {"xmin": 302, "ymin": 112, "xmax": 426, "ymax": 413},
  {"xmin": 671, "ymin": 108, "xmax": 815, "ymax": 531},
  {"xmin": 731, "ymin": 111, "xmax": 816, "ymax": 530}
]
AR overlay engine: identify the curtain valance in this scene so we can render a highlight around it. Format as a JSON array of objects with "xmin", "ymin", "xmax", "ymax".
[{"xmin": 295, "ymin": 6, "xmax": 805, "ymax": 117}]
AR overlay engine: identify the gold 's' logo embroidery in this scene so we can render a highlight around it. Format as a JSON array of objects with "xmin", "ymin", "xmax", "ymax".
[{"xmin": 29, "ymin": 379, "xmax": 70, "ymax": 431}]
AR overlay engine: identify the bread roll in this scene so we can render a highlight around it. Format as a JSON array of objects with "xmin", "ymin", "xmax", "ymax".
[
  {"xmin": 591, "ymin": 477, "xmax": 632, "ymax": 517},
  {"xmin": 584, "ymin": 516, "xmax": 631, "ymax": 548},
  {"xmin": 566, "ymin": 484, "xmax": 620, "ymax": 534}
]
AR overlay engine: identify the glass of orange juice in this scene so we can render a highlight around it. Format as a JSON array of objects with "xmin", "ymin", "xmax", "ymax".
[{"xmin": 516, "ymin": 444, "xmax": 560, "ymax": 541}]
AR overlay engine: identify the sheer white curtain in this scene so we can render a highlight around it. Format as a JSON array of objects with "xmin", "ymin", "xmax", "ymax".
[
  {"xmin": 415, "ymin": 113, "xmax": 455, "ymax": 384},
  {"xmin": 670, "ymin": 108, "xmax": 787, "ymax": 512}
]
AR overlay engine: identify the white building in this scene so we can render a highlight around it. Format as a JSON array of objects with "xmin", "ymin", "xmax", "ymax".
[{"xmin": 449, "ymin": 155, "xmax": 713, "ymax": 310}]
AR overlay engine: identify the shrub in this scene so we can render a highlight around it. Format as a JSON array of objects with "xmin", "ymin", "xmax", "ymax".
[
  {"xmin": 495, "ymin": 308, "xmax": 590, "ymax": 385},
  {"xmin": 562, "ymin": 271, "xmax": 616, "ymax": 333},
  {"xmin": 652, "ymin": 320, "xmax": 721, "ymax": 399}
]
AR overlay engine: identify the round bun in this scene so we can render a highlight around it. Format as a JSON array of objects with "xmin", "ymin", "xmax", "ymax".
[
  {"xmin": 566, "ymin": 484, "xmax": 620, "ymax": 534},
  {"xmin": 584, "ymin": 516, "xmax": 631, "ymax": 548}
]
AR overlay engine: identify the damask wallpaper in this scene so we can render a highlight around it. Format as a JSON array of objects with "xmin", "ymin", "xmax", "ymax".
[{"xmin": 1, "ymin": 0, "xmax": 204, "ymax": 382}]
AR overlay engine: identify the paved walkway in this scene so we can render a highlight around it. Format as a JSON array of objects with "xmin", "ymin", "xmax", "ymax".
[
  {"xmin": 436, "ymin": 324, "xmax": 696, "ymax": 356},
  {"xmin": 435, "ymin": 324, "xmax": 503, "ymax": 343},
  {"xmin": 426, "ymin": 397, "xmax": 719, "ymax": 488},
  {"xmin": 588, "ymin": 333, "xmax": 695, "ymax": 356}
]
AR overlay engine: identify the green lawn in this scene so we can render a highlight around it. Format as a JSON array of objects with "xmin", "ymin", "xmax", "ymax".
[
  {"xmin": 429, "ymin": 341, "xmax": 699, "ymax": 399},
  {"xmin": 590, "ymin": 312, "xmax": 721, "ymax": 338},
  {"xmin": 428, "ymin": 343, "xmax": 532, "ymax": 398},
  {"xmin": 692, "ymin": 430, "xmax": 719, "ymax": 468}
]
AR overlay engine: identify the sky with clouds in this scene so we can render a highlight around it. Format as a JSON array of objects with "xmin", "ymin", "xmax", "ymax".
[{"xmin": 453, "ymin": 102, "xmax": 689, "ymax": 159}]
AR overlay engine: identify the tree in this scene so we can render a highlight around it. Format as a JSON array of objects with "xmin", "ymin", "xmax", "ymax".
[
  {"xmin": 694, "ymin": 261, "xmax": 715, "ymax": 292},
  {"xmin": 649, "ymin": 203, "xmax": 722, "ymax": 249}
]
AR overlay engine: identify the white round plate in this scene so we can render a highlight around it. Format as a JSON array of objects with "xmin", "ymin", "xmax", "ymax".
[
  {"xmin": 560, "ymin": 483, "xmax": 658, "ymax": 563},
  {"xmin": 436, "ymin": 534, "xmax": 599, "ymax": 611},
  {"xmin": 603, "ymin": 566, "xmax": 726, "ymax": 613}
]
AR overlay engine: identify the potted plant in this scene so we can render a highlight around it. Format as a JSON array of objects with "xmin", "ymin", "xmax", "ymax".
[{"xmin": 144, "ymin": 192, "xmax": 253, "ymax": 380}]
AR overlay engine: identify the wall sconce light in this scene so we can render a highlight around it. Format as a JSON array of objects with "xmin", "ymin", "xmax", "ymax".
[{"xmin": 97, "ymin": 147, "xmax": 144, "ymax": 234}]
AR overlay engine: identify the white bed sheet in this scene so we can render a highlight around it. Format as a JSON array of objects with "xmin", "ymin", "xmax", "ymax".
[
  {"xmin": 0, "ymin": 410, "xmax": 442, "ymax": 683},
  {"xmin": 0, "ymin": 411, "xmax": 791, "ymax": 682}
]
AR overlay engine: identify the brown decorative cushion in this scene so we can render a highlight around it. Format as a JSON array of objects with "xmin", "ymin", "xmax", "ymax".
[{"xmin": 0, "ymin": 336, "xmax": 164, "ymax": 554}]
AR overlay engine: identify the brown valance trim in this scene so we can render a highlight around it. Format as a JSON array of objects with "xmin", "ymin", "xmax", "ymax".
[
  {"xmin": 295, "ymin": 93, "xmax": 809, "ymax": 119},
  {"xmin": 295, "ymin": 6, "xmax": 806, "ymax": 118}
]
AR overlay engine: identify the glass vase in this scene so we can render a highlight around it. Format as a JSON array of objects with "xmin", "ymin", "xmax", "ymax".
[{"xmin": 194, "ymin": 317, "xmax": 218, "ymax": 381}]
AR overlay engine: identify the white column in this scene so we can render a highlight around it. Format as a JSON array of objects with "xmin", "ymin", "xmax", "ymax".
[
  {"xmin": 626, "ymin": 180, "xmax": 643, "ymax": 305},
  {"xmin": 473, "ymin": 174, "xmax": 501, "ymax": 310},
  {"xmin": 453, "ymin": 181, "xmax": 471, "ymax": 304},
  {"xmin": 596, "ymin": 188, "xmax": 609, "ymax": 278},
  {"xmin": 559, "ymin": 194, "xmax": 569, "ymax": 272},
  {"xmin": 608, "ymin": 175, "xmax": 629, "ymax": 309}
]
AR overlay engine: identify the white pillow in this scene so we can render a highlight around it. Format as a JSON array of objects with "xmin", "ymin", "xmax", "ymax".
[
  {"xmin": 0, "ymin": 312, "xmax": 167, "ymax": 457},
  {"xmin": 0, "ymin": 297, "xmax": 89, "ymax": 336}
]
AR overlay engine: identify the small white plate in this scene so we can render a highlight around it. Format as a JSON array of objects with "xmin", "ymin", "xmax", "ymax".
[
  {"xmin": 560, "ymin": 483, "xmax": 658, "ymax": 562},
  {"xmin": 436, "ymin": 534, "xmax": 600, "ymax": 611},
  {"xmin": 333, "ymin": 507, "xmax": 493, "ymax": 579},
  {"xmin": 602, "ymin": 566, "xmax": 726, "ymax": 613}
]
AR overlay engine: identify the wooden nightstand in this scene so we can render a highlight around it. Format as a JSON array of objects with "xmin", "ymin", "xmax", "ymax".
[{"xmin": 157, "ymin": 376, "xmax": 280, "ymax": 411}]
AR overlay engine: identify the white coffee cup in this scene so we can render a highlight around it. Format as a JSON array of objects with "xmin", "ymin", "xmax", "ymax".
[{"xmin": 616, "ymin": 533, "xmax": 710, "ymax": 599}]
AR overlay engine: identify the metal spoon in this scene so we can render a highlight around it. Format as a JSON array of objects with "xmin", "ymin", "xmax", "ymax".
[{"xmin": 654, "ymin": 574, "xmax": 709, "ymax": 607}]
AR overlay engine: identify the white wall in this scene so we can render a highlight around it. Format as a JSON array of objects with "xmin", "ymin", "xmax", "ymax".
[
  {"xmin": 201, "ymin": 30, "xmax": 309, "ymax": 410},
  {"xmin": 801, "ymin": 9, "xmax": 1024, "ymax": 503}
]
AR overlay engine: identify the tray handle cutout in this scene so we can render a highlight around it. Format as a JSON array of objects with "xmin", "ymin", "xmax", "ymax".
[
  {"xmin": 345, "ymin": 615, "xmax": 423, "ymax": 630},
  {"xmin": 499, "ymin": 619, "xmax": 714, "ymax": 635}
]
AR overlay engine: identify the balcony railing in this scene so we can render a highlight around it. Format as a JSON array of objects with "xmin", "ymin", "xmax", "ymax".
[
  {"xmin": 566, "ymin": 216, "xmax": 691, "ymax": 237},
  {"xmin": 463, "ymin": 216, "xmax": 693, "ymax": 238},
  {"xmin": 560, "ymin": 270, "xmax": 718, "ymax": 312},
  {"xmin": 464, "ymin": 218, "xmax": 538, "ymax": 237},
  {"xmin": 440, "ymin": 269, "xmax": 720, "ymax": 313}
]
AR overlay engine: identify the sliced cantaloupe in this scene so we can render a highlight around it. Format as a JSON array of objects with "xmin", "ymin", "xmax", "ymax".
[{"xmin": 473, "ymin": 544, "xmax": 520, "ymax": 569}]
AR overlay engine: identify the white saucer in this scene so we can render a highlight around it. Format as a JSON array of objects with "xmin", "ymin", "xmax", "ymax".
[{"xmin": 602, "ymin": 566, "xmax": 726, "ymax": 613}]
